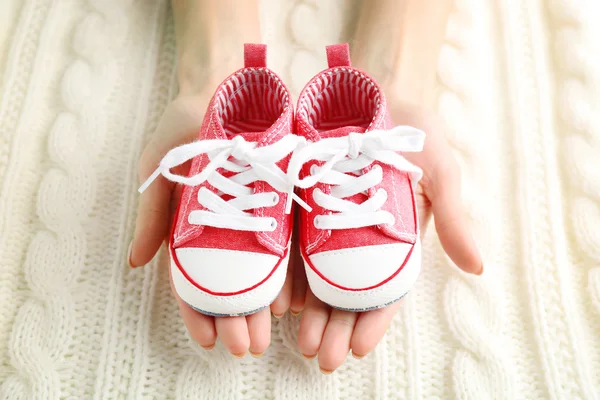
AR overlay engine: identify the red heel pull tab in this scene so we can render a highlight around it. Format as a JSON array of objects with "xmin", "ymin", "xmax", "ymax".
[
  {"xmin": 326, "ymin": 43, "xmax": 351, "ymax": 68},
  {"xmin": 244, "ymin": 43, "xmax": 267, "ymax": 68}
]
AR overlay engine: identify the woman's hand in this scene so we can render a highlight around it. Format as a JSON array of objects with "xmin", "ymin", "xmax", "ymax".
[
  {"xmin": 130, "ymin": 93, "xmax": 481, "ymax": 365},
  {"xmin": 293, "ymin": 100, "xmax": 483, "ymax": 374},
  {"xmin": 130, "ymin": 93, "xmax": 297, "ymax": 357}
]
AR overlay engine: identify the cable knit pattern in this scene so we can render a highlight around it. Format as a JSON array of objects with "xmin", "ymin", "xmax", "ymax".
[
  {"xmin": 547, "ymin": 0, "xmax": 600, "ymax": 390},
  {"xmin": 0, "ymin": 0, "xmax": 599, "ymax": 399},
  {"xmin": 0, "ymin": 0, "xmax": 49, "ymax": 386},
  {"xmin": 438, "ymin": 1, "xmax": 515, "ymax": 398},
  {"xmin": 0, "ymin": 1, "xmax": 131, "ymax": 398},
  {"xmin": 500, "ymin": 1, "xmax": 597, "ymax": 398}
]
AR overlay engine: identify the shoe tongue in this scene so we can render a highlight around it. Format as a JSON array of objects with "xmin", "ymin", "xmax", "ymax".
[
  {"xmin": 318, "ymin": 125, "xmax": 366, "ymax": 139},
  {"xmin": 318, "ymin": 126, "xmax": 370, "ymax": 205}
]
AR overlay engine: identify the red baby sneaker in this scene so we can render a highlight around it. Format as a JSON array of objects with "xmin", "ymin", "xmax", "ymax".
[
  {"xmin": 139, "ymin": 44, "xmax": 304, "ymax": 316},
  {"xmin": 288, "ymin": 44, "xmax": 425, "ymax": 311}
]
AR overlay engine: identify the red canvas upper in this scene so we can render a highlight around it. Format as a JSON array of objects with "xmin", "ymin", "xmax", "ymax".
[
  {"xmin": 295, "ymin": 44, "xmax": 418, "ymax": 256},
  {"xmin": 172, "ymin": 45, "xmax": 294, "ymax": 258}
]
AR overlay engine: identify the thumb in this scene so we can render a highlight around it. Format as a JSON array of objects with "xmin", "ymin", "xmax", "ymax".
[
  {"xmin": 129, "ymin": 163, "xmax": 174, "ymax": 267},
  {"xmin": 428, "ymin": 161, "xmax": 483, "ymax": 275},
  {"xmin": 129, "ymin": 96, "xmax": 207, "ymax": 267}
]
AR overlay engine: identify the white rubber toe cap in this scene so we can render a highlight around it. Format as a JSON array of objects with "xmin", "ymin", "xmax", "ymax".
[
  {"xmin": 307, "ymin": 242, "xmax": 415, "ymax": 290},
  {"xmin": 174, "ymin": 248, "xmax": 280, "ymax": 294}
]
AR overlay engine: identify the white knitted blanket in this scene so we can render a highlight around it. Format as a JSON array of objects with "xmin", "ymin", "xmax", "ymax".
[{"xmin": 1, "ymin": 1, "xmax": 599, "ymax": 399}]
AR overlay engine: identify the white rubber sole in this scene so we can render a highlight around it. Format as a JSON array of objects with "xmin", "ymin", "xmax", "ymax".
[
  {"xmin": 170, "ymin": 247, "xmax": 290, "ymax": 317},
  {"xmin": 303, "ymin": 239, "xmax": 421, "ymax": 311}
]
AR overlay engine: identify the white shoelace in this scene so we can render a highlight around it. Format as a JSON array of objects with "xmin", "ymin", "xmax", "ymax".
[
  {"xmin": 287, "ymin": 126, "xmax": 425, "ymax": 230},
  {"xmin": 138, "ymin": 135, "xmax": 309, "ymax": 232}
]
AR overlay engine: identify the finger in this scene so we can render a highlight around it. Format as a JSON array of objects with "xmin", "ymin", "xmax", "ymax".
[
  {"xmin": 176, "ymin": 296, "xmax": 217, "ymax": 349},
  {"xmin": 289, "ymin": 244, "xmax": 307, "ymax": 315},
  {"xmin": 169, "ymin": 250, "xmax": 217, "ymax": 349},
  {"xmin": 297, "ymin": 289, "xmax": 330, "ymax": 359},
  {"xmin": 429, "ymin": 161, "xmax": 483, "ymax": 275},
  {"xmin": 415, "ymin": 189, "xmax": 432, "ymax": 239},
  {"xmin": 130, "ymin": 96, "xmax": 207, "ymax": 268},
  {"xmin": 129, "ymin": 169, "xmax": 173, "ymax": 267},
  {"xmin": 270, "ymin": 258, "xmax": 293, "ymax": 318},
  {"xmin": 215, "ymin": 316, "xmax": 250, "ymax": 357},
  {"xmin": 163, "ymin": 183, "xmax": 184, "ymax": 248},
  {"xmin": 131, "ymin": 147, "xmax": 194, "ymax": 267},
  {"xmin": 246, "ymin": 308, "xmax": 271, "ymax": 357},
  {"xmin": 350, "ymin": 301, "xmax": 402, "ymax": 359},
  {"xmin": 171, "ymin": 181, "xmax": 183, "ymax": 214},
  {"xmin": 317, "ymin": 309, "xmax": 358, "ymax": 374}
]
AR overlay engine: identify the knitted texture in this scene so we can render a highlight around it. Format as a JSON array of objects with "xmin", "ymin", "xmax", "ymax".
[{"xmin": 0, "ymin": 0, "xmax": 599, "ymax": 399}]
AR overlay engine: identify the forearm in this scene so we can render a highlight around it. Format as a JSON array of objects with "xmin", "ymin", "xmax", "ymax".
[
  {"xmin": 352, "ymin": 0, "xmax": 452, "ymax": 107},
  {"xmin": 172, "ymin": 0, "xmax": 261, "ymax": 95}
]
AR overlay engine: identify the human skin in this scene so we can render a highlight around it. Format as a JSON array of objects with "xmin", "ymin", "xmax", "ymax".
[{"xmin": 129, "ymin": 0, "xmax": 482, "ymax": 370}]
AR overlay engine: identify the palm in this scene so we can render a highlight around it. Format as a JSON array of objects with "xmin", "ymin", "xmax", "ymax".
[
  {"xmin": 132, "ymin": 95, "xmax": 481, "ymax": 363},
  {"xmin": 133, "ymin": 94, "xmax": 276, "ymax": 357},
  {"xmin": 291, "ymin": 101, "xmax": 482, "ymax": 373}
]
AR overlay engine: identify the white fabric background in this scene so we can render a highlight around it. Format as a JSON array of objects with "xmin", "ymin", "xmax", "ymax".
[{"xmin": 0, "ymin": 0, "xmax": 599, "ymax": 399}]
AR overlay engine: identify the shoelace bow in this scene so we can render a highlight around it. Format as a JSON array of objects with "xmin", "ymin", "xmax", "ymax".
[
  {"xmin": 139, "ymin": 135, "xmax": 309, "ymax": 232},
  {"xmin": 286, "ymin": 126, "xmax": 425, "ymax": 230},
  {"xmin": 139, "ymin": 126, "xmax": 424, "ymax": 233}
]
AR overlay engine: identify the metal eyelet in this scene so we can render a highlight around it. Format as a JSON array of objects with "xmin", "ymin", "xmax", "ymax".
[
  {"xmin": 313, "ymin": 216, "xmax": 322, "ymax": 228},
  {"xmin": 312, "ymin": 188, "xmax": 321, "ymax": 201},
  {"xmin": 269, "ymin": 218, "xmax": 278, "ymax": 230}
]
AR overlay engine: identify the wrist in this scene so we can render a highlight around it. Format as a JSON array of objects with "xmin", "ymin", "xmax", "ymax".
[
  {"xmin": 352, "ymin": 44, "xmax": 438, "ymax": 109},
  {"xmin": 353, "ymin": 56, "xmax": 436, "ymax": 109},
  {"xmin": 384, "ymin": 70, "xmax": 437, "ymax": 109},
  {"xmin": 172, "ymin": 0, "xmax": 260, "ymax": 96},
  {"xmin": 177, "ymin": 52, "xmax": 241, "ymax": 96},
  {"xmin": 351, "ymin": 0, "xmax": 452, "ymax": 109}
]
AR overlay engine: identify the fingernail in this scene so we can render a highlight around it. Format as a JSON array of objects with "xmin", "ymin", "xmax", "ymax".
[
  {"xmin": 290, "ymin": 309, "xmax": 301, "ymax": 316},
  {"xmin": 476, "ymin": 263, "xmax": 484, "ymax": 276},
  {"xmin": 302, "ymin": 353, "xmax": 316, "ymax": 360},
  {"xmin": 351, "ymin": 352, "xmax": 365, "ymax": 359},
  {"xmin": 320, "ymin": 367, "xmax": 334, "ymax": 375},
  {"xmin": 232, "ymin": 352, "xmax": 247, "ymax": 358},
  {"xmin": 272, "ymin": 313, "xmax": 284, "ymax": 319},
  {"xmin": 250, "ymin": 351, "xmax": 263, "ymax": 358},
  {"xmin": 202, "ymin": 343, "xmax": 215, "ymax": 350},
  {"xmin": 127, "ymin": 241, "xmax": 135, "ymax": 268}
]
